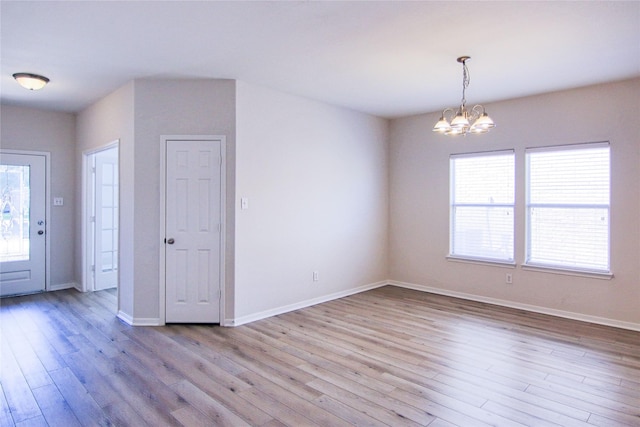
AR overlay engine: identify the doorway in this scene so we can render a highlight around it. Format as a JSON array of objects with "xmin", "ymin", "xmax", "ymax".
[
  {"xmin": 84, "ymin": 143, "xmax": 119, "ymax": 292},
  {"xmin": 0, "ymin": 151, "xmax": 48, "ymax": 297}
]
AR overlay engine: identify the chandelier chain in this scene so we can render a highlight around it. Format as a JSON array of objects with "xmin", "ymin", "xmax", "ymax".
[{"xmin": 461, "ymin": 61, "xmax": 470, "ymax": 107}]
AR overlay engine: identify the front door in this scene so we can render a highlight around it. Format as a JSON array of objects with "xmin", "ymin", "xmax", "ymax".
[
  {"xmin": 0, "ymin": 152, "xmax": 46, "ymax": 297},
  {"xmin": 165, "ymin": 139, "xmax": 222, "ymax": 323}
]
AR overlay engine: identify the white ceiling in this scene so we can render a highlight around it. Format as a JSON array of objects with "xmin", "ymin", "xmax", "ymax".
[{"xmin": 2, "ymin": 1, "xmax": 639, "ymax": 118}]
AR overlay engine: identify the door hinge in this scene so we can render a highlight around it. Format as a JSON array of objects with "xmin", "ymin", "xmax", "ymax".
[{"xmin": 90, "ymin": 216, "xmax": 96, "ymax": 223}]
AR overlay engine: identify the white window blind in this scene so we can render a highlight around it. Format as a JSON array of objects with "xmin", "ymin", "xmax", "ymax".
[
  {"xmin": 450, "ymin": 151, "xmax": 515, "ymax": 262},
  {"xmin": 526, "ymin": 142, "xmax": 610, "ymax": 273}
]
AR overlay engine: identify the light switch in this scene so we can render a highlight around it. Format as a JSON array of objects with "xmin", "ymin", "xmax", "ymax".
[
  {"xmin": 53, "ymin": 197, "xmax": 64, "ymax": 206},
  {"xmin": 241, "ymin": 197, "xmax": 249, "ymax": 210}
]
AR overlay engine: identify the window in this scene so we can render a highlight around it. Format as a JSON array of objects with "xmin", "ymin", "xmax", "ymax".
[
  {"xmin": 526, "ymin": 143, "xmax": 610, "ymax": 273},
  {"xmin": 450, "ymin": 151, "xmax": 515, "ymax": 263}
]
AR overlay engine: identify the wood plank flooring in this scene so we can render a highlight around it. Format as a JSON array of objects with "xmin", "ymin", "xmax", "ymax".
[{"xmin": 1, "ymin": 286, "xmax": 639, "ymax": 426}]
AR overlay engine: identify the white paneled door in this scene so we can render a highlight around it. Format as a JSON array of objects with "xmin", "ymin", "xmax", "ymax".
[
  {"xmin": 0, "ymin": 152, "xmax": 46, "ymax": 297},
  {"xmin": 165, "ymin": 139, "xmax": 222, "ymax": 323}
]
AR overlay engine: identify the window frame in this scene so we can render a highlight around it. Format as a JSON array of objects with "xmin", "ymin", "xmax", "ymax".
[
  {"xmin": 524, "ymin": 142, "xmax": 611, "ymax": 276},
  {"xmin": 449, "ymin": 149, "xmax": 516, "ymax": 265}
]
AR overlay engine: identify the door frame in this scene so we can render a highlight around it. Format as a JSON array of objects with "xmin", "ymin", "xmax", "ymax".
[
  {"xmin": 0, "ymin": 149, "xmax": 51, "ymax": 292},
  {"xmin": 159, "ymin": 135, "xmax": 226, "ymax": 325},
  {"xmin": 82, "ymin": 140, "xmax": 119, "ymax": 293}
]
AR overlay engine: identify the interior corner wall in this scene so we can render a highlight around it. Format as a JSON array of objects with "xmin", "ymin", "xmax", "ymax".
[
  {"xmin": 234, "ymin": 81, "xmax": 389, "ymax": 322},
  {"xmin": 389, "ymin": 78, "xmax": 640, "ymax": 328},
  {"xmin": 132, "ymin": 79, "xmax": 236, "ymax": 322},
  {"xmin": 1, "ymin": 105, "xmax": 76, "ymax": 289},
  {"xmin": 76, "ymin": 82, "xmax": 135, "ymax": 317}
]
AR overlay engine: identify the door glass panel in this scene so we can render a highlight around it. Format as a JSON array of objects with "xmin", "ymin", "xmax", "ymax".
[
  {"xmin": 0, "ymin": 164, "xmax": 30, "ymax": 262},
  {"xmin": 102, "ymin": 163, "xmax": 113, "ymax": 185},
  {"xmin": 102, "ymin": 185, "xmax": 113, "ymax": 206},
  {"xmin": 101, "ymin": 251, "xmax": 113, "ymax": 272},
  {"xmin": 102, "ymin": 207, "xmax": 113, "ymax": 228},
  {"xmin": 101, "ymin": 230, "xmax": 113, "ymax": 251}
]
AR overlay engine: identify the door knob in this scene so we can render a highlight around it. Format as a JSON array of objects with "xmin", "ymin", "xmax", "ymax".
[
  {"xmin": 166, "ymin": 238, "xmax": 175, "ymax": 244},
  {"xmin": 37, "ymin": 230, "xmax": 44, "ymax": 235}
]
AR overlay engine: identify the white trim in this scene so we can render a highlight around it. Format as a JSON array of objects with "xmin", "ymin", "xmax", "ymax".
[
  {"xmin": 525, "ymin": 140, "xmax": 610, "ymax": 154},
  {"xmin": 228, "ymin": 281, "xmax": 388, "ymax": 327},
  {"xmin": 159, "ymin": 139, "xmax": 167, "ymax": 324},
  {"xmin": 159, "ymin": 135, "xmax": 227, "ymax": 325},
  {"xmin": 525, "ymin": 143, "xmax": 611, "ymax": 274},
  {"xmin": 219, "ymin": 142, "xmax": 227, "ymax": 326},
  {"xmin": 521, "ymin": 263, "xmax": 613, "ymax": 280},
  {"xmin": 81, "ymin": 140, "xmax": 120, "ymax": 294},
  {"xmin": 449, "ymin": 151, "xmax": 515, "ymax": 263},
  {"xmin": 450, "ymin": 148, "xmax": 515, "ymax": 159},
  {"xmin": 447, "ymin": 255, "xmax": 516, "ymax": 268},
  {"xmin": 117, "ymin": 310, "xmax": 134, "ymax": 325},
  {"xmin": 0, "ymin": 149, "xmax": 51, "ymax": 294},
  {"xmin": 389, "ymin": 280, "xmax": 640, "ymax": 332},
  {"xmin": 117, "ymin": 311, "xmax": 162, "ymax": 326},
  {"xmin": 49, "ymin": 282, "xmax": 78, "ymax": 291}
]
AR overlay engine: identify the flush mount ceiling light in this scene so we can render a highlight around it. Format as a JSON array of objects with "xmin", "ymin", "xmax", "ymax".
[
  {"xmin": 433, "ymin": 56, "xmax": 495, "ymax": 136},
  {"xmin": 12, "ymin": 72, "xmax": 50, "ymax": 91}
]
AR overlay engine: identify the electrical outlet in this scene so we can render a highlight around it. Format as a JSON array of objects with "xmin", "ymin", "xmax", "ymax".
[
  {"xmin": 313, "ymin": 271, "xmax": 319, "ymax": 282},
  {"xmin": 506, "ymin": 273, "xmax": 513, "ymax": 284}
]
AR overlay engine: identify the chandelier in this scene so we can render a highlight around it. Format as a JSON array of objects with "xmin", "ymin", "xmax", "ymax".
[{"xmin": 433, "ymin": 56, "xmax": 495, "ymax": 136}]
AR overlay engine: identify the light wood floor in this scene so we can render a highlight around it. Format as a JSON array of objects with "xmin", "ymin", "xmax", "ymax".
[{"xmin": 1, "ymin": 286, "xmax": 639, "ymax": 426}]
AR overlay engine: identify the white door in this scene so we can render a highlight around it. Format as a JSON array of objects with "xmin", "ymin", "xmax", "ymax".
[
  {"xmin": 0, "ymin": 153, "xmax": 46, "ymax": 297},
  {"xmin": 93, "ymin": 147, "xmax": 118, "ymax": 290},
  {"xmin": 165, "ymin": 139, "xmax": 222, "ymax": 323}
]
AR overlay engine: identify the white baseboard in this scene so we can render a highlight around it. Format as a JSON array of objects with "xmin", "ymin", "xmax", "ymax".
[
  {"xmin": 389, "ymin": 280, "xmax": 640, "ymax": 332},
  {"xmin": 228, "ymin": 281, "xmax": 389, "ymax": 327},
  {"xmin": 117, "ymin": 310, "xmax": 162, "ymax": 326},
  {"xmin": 117, "ymin": 311, "xmax": 134, "ymax": 325},
  {"xmin": 49, "ymin": 282, "xmax": 78, "ymax": 292}
]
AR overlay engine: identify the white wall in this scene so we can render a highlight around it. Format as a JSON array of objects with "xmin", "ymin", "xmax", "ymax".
[
  {"xmin": 234, "ymin": 81, "xmax": 389, "ymax": 323},
  {"xmin": 389, "ymin": 78, "xmax": 640, "ymax": 328},
  {"xmin": 1, "ymin": 105, "xmax": 76, "ymax": 289},
  {"xmin": 76, "ymin": 82, "xmax": 135, "ymax": 317}
]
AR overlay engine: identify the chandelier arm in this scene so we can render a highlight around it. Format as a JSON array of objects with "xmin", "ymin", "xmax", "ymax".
[
  {"xmin": 442, "ymin": 107, "xmax": 455, "ymax": 121},
  {"xmin": 470, "ymin": 104, "xmax": 485, "ymax": 122}
]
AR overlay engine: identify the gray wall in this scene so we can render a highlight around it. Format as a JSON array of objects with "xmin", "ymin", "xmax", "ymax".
[
  {"xmin": 5, "ymin": 77, "xmax": 639, "ymax": 330},
  {"xmin": 389, "ymin": 78, "xmax": 640, "ymax": 328},
  {"xmin": 132, "ymin": 79, "xmax": 236, "ymax": 322},
  {"xmin": 76, "ymin": 82, "xmax": 135, "ymax": 317},
  {"xmin": 78, "ymin": 78, "xmax": 236, "ymax": 323},
  {"xmin": 1, "ymin": 105, "xmax": 76, "ymax": 288}
]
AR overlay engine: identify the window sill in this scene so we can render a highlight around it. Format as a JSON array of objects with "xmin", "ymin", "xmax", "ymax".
[
  {"xmin": 447, "ymin": 255, "xmax": 516, "ymax": 268},
  {"xmin": 521, "ymin": 263, "xmax": 613, "ymax": 280}
]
